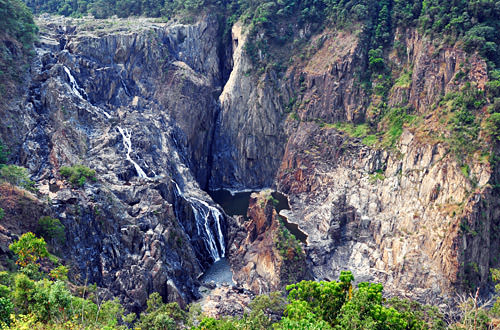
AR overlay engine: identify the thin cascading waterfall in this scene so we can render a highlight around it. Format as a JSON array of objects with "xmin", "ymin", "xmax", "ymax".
[
  {"xmin": 63, "ymin": 66, "xmax": 86, "ymax": 100},
  {"xmin": 191, "ymin": 201, "xmax": 221, "ymax": 262},
  {"xmin": 63, "ymin": 65, "xmax": 112, "ymax": 119},
  {"xmin": 191, "ymin": 197, "xmax": 226, "ymax": 261},
  {"xmin": 117, "ymin": 126, "xmax": 148, "ymax": 178},
  {"xmin": 172, "ymin": 180, "xmax": 226, "ymax": 262}
]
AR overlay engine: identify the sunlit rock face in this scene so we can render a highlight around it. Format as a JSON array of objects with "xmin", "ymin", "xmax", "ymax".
[{"xmin": 2, "ymin": 11, "xmax": 499, "ymax": 314}]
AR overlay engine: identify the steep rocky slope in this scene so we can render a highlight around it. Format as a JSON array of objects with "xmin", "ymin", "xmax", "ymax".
[
  {"xmin": 229, "ymin": 190, "xmax": 310, "ymax": 294},
  {"xmin": 1, "ymin": 10, "xmax": 499, "ymax": 313},
  {"xmin": 2, "ymin": 15, "xmax": 232, "ymax": 311},
  {"xmin": 217, "ymin": 21, "xmax": 500, "ymax": 305}
]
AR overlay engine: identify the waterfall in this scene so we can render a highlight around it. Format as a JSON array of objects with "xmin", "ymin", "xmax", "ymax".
[
  {"xmin": 63, "ymin": 66, "xmax": 85, "ymax": 100},
  {"xmin": 63, "ymin": 66, "xmax": 112, "ymax": 119},
  {"xmin": 117, "ymin": 126, "xmax": 148, "ymax": 178},
  {"xmin": 172, "ymin": 180, "xmax": 226, "ymax": 262}
]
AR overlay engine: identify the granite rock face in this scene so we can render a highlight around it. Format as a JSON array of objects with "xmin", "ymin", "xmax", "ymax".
[
  {"xmin": 210, "ymin": 23, "xmax": 287, "ymax": 189},
  {"xmin": 2, "ymin": 15, "xmax": 232, "ymax": 312},
  {"xmin": 222, "ymin": 24, "xmax": 499, "ymax": 305},
  {"xmin": 277, "ymin": 123, "xmax": 499, "ymax": 304},
  {"xmin": 273, "ymin": 28, "xmax": 499, "ymax": 304},
  {"xmin": 1, "ymin": 13, "xmax": 499, "ymax": 314}
]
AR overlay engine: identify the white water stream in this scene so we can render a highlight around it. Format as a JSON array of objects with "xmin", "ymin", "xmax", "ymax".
[
  {"xmin": 63, "ymin": 66, "xmax": 112, "ymax": 119},
  {"xmin": 63, "ymin": 66, "xmax": 85, "ymax": 100},
  {"xmin": 117, "ymin": 126, "xmax": 148, "ymax": 178},
  {"xmin": 173, "ymin": 181, "xmax": 226, "ymax": 262}
]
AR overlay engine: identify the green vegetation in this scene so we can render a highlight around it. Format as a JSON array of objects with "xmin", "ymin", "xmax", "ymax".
[
  {"xmin": 36, "ymin": 216, "xmax": 65, "ymax": 245},
  {"xmin": 195, "ymin": 271, "xmax": 447, "ymax": 329},
  {"xmin": 327, "ymin": 122, "xmax": 380, "ymax": 147},
  {"xmin": 0, "ymin": 140, "xmax": 8, "ymax": 165},
  {"xmin": 136, "ymin": 292, "xmax": 186, "ymax": 329},
  {"xmin": 2, "ymin": 231, "xmax": 499, "ymax": 329},
  {"xmin": 0, "ymin": 233, "xmax": 135, "ymax": 329},
  {"xmin": 369, "ymin": 170, "xmax": 385, "ymax": 183},
  {"xmin": 380, "ymin": 106, "xmax": 418, "ymax": 148},
  {"xmin": 59, "ymin": 164, "xmax": 96, "ymax": 187},
  {"xmin": 0, "ymin": 165, "xmax": 35, "ymax": 192},
  {"xmin": 9, "ymin": 232, "xmax": 49, "ymax": 267},
  {"xmin": 0, "ymin": 0, "xmax": 37, "ymax": 100},
  {"xmin": 0, "ymin": 0, "xmax": 37, "ymax": 47},
  {"xmin": 275, "ymin": 218, "xmax": 307, "ymax": 285},
  {"xmin": 23, "ymin": 0, "xmax": 210, "ymax": 19},
  {"xmin": 394, "ymin": 69, "xmax": 413, "ymax": 88}
]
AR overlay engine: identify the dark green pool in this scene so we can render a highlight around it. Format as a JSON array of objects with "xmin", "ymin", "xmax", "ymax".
[{"xmin": 209, "ymin": 189, "xmax": 307, "ymax": 243}]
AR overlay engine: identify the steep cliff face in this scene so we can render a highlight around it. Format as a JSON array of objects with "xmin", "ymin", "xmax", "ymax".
[
  {"xmin": 220, "ymin": 23, "xmax": 499, "ymax": 304},
  {"xmin": 274, "ymin": 28, "xmax": 500, "ymax": 303},
  {"xmin": 1, "ymin": 15, "xmax": 234, "ymax": 311},
  {"xmin": 210, "ymin": 23, "xmax": 286, "ymax": 189}
]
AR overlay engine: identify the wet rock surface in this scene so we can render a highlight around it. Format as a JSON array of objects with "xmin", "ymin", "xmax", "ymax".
[{"xmin": 2, "ymin": 15, "xmax": 232, "ymax": 312}]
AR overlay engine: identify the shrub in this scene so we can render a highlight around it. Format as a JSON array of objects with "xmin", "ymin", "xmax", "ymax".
[
  {"xmin": 49, "ymin": 265, "xmax": 68, "ymax": 281},
  {"xmin": 0, "ymin": 140, "xmax": 8, "ymax": 164},
  {"xmin": 59, "ymin": 165, "xmax": 96, "ymax": 187},
  {"xmin": 0, "ymin": 165, "xmax": 35, "ymax": 191},
  {"xmin": 37, "ymin": 216, "xmax": 66, "ymax": 245},
  {"xmin": 0, "ymin": 297, "xmax": 13, "ymax": 327},
  {"xmin": 137, "ymin": 292, "xmax": 186, "ymax": 330},
  {"xmin": 9, "ymin": 232, "xmax": 49, "ymax": 267}
]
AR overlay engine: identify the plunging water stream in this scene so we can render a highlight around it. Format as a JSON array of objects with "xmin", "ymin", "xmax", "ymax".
[
  {"xmin": 117, "ymin": 126, "xmax": 148, "ymax": 178},
  {"xmin": 172, "ymin": 181, "xmax": 226, "ymax": 262},
  {"xmin": 63, "ymin": 65, "xmax": 112, "ymax": 119},
  {"xmin": 63, "ymin": 66, "xmax": 85, "ymax": 100}
]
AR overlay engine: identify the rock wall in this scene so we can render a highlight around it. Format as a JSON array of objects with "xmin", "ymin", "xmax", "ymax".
[
  {"xmin": 273, "ymin": 28, "xmax": 499, "ymax": 304},
  {"xmin": 210, "ymin": 23, "xmax": 286, "ymax": 189},
  {"xmin": 2, "ymin": 15, "xmax": 232, "ymax": 311},
  {"xmin": 221, "ymin": 23, "xmax": 499, "ymax": 304}
]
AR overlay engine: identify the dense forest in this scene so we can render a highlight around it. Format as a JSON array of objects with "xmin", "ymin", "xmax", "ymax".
[
  {"xmin": 0, "ymin": 0, "xmax": 37, "ymax": 100},
  {"xmin": 19, "ymin": 0, "xmax": 500, "ymax": 69}
]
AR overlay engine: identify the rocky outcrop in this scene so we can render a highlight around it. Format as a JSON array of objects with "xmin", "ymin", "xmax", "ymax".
[
  {"xmin": 199, "ymin": 284, "xmax": 254, "ymax": 319},
  {"xmin": 284, "ymin": 29, "xmax": 369, "ymax": 123},
  {"xmin": 0, "ymin": 183, "xmax": 49, "ymax": 268},
  {"xmin": 388, "ymin": 27, "xmax": 488, "ymax": 114},
  {"xmin": 229, "ymin": 190, "xmax": 310, "ymax": 294},
  {"xmin": 276, "ymin": 122, "xmax": 497, "ymax": 303},
  {"xmin": 1, "ymin": 15, "xmax": 232, "ymax": 312}
]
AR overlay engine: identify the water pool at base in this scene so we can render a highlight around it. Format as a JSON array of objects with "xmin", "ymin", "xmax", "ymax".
[
  {"xmin": 208, "ymin": 189, "xmax": 307, "ymax": 243},
  {"xmin": 199, "ymin": 257, "xmax": 234, "ymax": 286}
]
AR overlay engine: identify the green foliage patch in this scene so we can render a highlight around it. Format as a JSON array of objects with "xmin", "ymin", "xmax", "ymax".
[
  {"xmin": 59, "ymin": 164, "xmax": 96, "ymax": 187},
  {"xmin": 9, "ymin": 232, "xmax": 49, "ymax": 267},
  {"xmin": 0, "ymin": 165, "xmax": 35, "ymax": 191},
  {"xmin": 36, "ymin": 216, "xmax": 65, "ymax": 245}
]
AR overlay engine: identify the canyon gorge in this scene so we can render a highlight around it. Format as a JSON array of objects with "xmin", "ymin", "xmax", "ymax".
[{"xmin": 1, "ymin": 6, "xmax": 500, "ymax": 320}]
